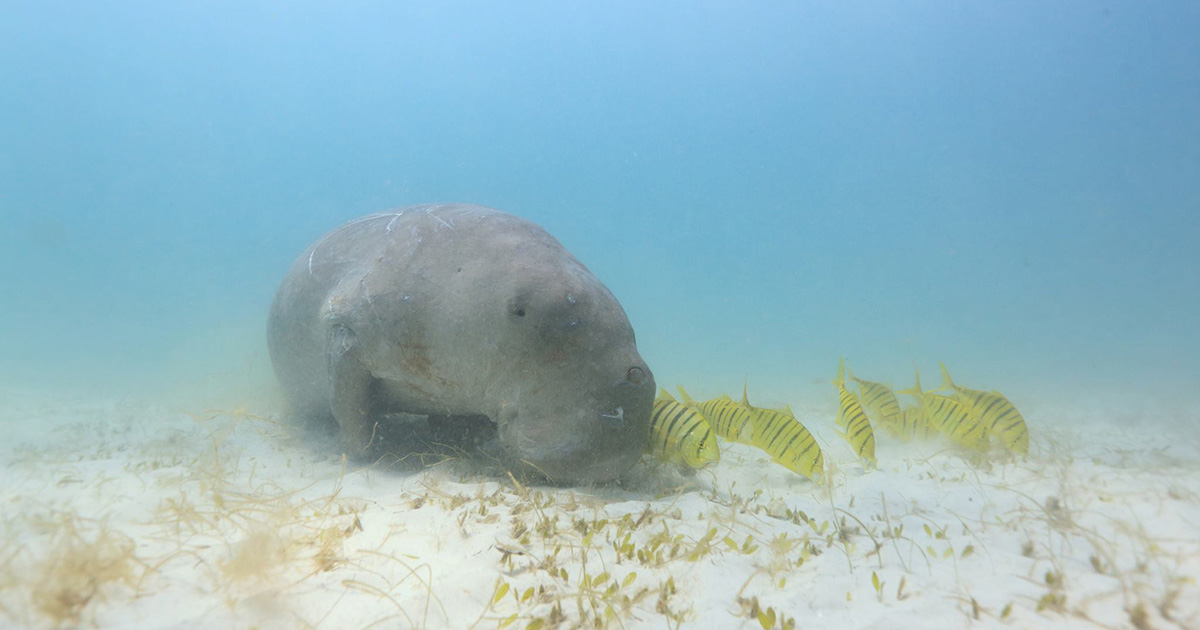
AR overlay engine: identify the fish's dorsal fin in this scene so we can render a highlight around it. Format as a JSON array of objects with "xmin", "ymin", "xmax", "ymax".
[
  {"xmin": 656, "ymin": 388, "xmax": 678, "ymax": 403},
  {"xmin": 676, "ymin": 385, "xmax": 696, "ymax": 405},
  {"xmin": 833, "ymin": 358, "xmax": 846, "ymax": 389},
  {"xmin": 937, "ymin": 361, "xmax": 957, "ymax": 392}
]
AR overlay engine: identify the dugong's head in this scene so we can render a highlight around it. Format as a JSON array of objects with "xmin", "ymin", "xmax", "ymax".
[
  {"xmin": 489, "ymin": 267, "xmax": 655, "ymax": 484},
  {"xmin": 462, "ymin": 228, "xmax": 654, "ymax": 484}
]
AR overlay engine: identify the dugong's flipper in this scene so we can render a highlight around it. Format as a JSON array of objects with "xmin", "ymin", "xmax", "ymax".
[{"xmin": 327, "ymin": 323, "xmax": 375, "ymax": 452}]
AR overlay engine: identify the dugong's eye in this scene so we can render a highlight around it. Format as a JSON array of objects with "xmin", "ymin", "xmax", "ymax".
[
  {"xmin": 627, "ymin": 367, "xmax": 645, "ymax": 384},
  {"xmin": 507, "ymin": 295, "xmax": 529, "ymax": 319}
]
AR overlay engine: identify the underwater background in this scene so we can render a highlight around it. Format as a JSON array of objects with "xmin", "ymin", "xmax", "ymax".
[{"xmin": 2, "ymin": 0, "xmax": 1198, "ymax": 416}]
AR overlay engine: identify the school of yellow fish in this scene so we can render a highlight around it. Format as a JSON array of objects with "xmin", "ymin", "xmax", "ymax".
[{"xmin": 647, "ymin": 360, "xmax": 1030, "ymax": 481}]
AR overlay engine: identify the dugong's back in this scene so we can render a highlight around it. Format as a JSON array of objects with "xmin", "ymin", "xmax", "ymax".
[
  {"xmin": 268, "ymin": 204, "xmax": 541, "ymax": 418},
  {"xmin": 268, "ymin": 206, "xmax": 451, "ymax": 419},
  {"xmin": 267, "ymin": 203, "xmax": 655, "ymax": 483}
]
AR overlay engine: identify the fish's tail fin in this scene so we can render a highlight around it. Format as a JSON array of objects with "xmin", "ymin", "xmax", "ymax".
[
  {"xmin": 897, "ymin": 367, "xmax": 923, "ymax": 398},
  {"xmin": 833, "ymin": 358, "xmax": 846, "ymax": 389},
  {"xmin": 937, "ymin": 361, "xmax": 956, "ymax": 392}
]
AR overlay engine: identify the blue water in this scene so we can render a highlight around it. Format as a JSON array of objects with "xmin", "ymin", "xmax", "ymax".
[{"xmin": 2, "ymin": 1, "xmax": 1198, "ymax": 410}]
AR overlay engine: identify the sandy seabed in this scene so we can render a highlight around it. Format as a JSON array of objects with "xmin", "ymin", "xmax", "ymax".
[{"xmin": 0, "ymin": 387, "xmax": 1197, "ymax": 630}]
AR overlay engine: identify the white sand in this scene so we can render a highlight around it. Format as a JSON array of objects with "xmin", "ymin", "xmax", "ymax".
[{"xmin": 1, "ymin": 388, "xmax": 1197, "ymax": 630}]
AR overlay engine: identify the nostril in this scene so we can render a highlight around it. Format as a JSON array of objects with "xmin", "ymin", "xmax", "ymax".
[{"xmin": 626, "ymin": 366, "xmax": 645, "ymax": 385}]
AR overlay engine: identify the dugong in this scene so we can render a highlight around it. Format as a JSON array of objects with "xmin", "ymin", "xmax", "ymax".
[{"xmin": 267, "ymin": 203, "xmax": 655, "ymax": 483}]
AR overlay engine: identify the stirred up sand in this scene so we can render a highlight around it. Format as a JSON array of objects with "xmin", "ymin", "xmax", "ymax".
[{"xmin": 0, "ymin": 387, "xmax": 1197, "ymax": 630}]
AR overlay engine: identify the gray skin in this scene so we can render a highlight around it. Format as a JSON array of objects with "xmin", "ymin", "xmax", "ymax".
[{"xmin": 267, "ymin": 203, "xmax": 655, "ymax": 483}]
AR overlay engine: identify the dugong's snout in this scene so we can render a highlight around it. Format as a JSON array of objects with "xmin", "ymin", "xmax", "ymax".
[{"xmin": 500, "ymin": 362, "xmax": 655, "ymax": 484}]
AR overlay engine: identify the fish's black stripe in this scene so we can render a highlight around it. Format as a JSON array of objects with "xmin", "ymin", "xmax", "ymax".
[
  {"xmin": 679, "ymin": 419, "xmax": 706, "ymax": 451},
  {"xmin": 998, "ymin": 415, "xmax": 1025, "ymax": 434},
  {"xmin": 730, "ymin": 409, "xmax": 748, "ymax": 434},
  {"xmin": 775, "ymin": 423, "xmax": 806, "ymax": 456},
  {"xmin": 711, "ymin": 407, "xmax": 728, "ymax": 433},
  {"xmin": 715, "ymin": 410, "xmax": 731, "ymax": 435},
  {"xmin": 652, "ymin": 402, "xmax": 675, "ymax": 425},
  {"xmin": 672, "ymin": 410, "xmax": 705, "ymax": 446},
  {"xmin": 861, "ymin": 387, "xmax": 887, "ymax": 407},
  {"xmin": 781, "ymin": 428, "xmax": 806, "ymax": 462},
  {"xmin": 988, "ymin": 407, "xmax": 1018, "ymax": 428},
  {"xmin": 662, "ymin": 405, "xmax": 690, "ymax": 449},
  {"xmin": 768, "ymin": 420, "xmax": 799, "ymax": 452},
  {"xmin": 675, "ymin": 414, "xmax": 704, "ymax": 442},
  {"xmin": 947, "ymin": 412, "xmax": 971, "ymax": 434},
  {"xmin": 942, "ymin": 409, "xmax": 968, "ymax": 433},
  {"xmin": 976, "ymin": 396, "xmax": 1005, "ymax": 421},
  {"xmin": 650, "ymin": 404, "xmax": 672, "ymax": 452},
  {"xmin": 763, "ymin": 414, "xmax": 791, "ymax": 449},
  {"xmin": 963, "ymin": 389, "xmax": 988, "ymax": 406},
  {"xmin": 730, "ymin": 410, "xmax": 750, "ymax": 436},
  {"xmin": 988, "ymin": 406, "xmax": 1017, "ymax": 424}
]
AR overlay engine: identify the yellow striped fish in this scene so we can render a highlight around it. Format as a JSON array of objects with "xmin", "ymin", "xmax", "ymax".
[
  {"xmin": 867, "ymin": 397, "xmax": 906, "ymax": 440},
  {"xmin": 649, "ymin": 389, "xmax": 719, "ymax": 469},
  {"xmin": 937, "ymin": 362, "xmax": 1029, "ymax": 456},
  {"xmin": 677, "ymin": 386, "xmax": 755, "ymax": 444},
  {"xmin": 740, "ymin": 387, "xmax": 824, "ymax": 482},
  {"xmin": 894, "ymin": 406, "xmax": 939, "ymax": 441},
  {"xmin": 833, "ymin": 358, "xmax": 876, "ymax": 467},
  {"xmin": 898, "ymin": 369, "xmax": 989, "ymax": 452},
  {"xmin": 874, "ymin": 412, "xmax": 906, "ymax": 440},
  {"xmin": 847, "ymin": 365, "xmax": 902, "ymax": 427}
]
